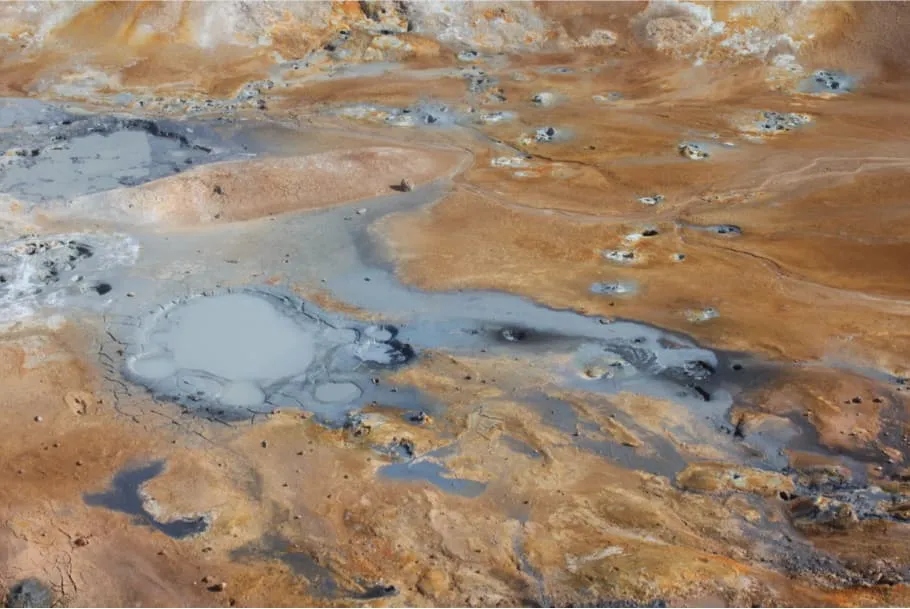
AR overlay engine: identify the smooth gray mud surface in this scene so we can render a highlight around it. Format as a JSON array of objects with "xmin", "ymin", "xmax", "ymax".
[{"xmin": 0, "ymin": 99, "xmax": 247, "ymax": 203}]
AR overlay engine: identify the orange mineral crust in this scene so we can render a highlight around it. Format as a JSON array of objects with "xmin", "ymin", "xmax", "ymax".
[{"xmin": 1, "ymin": 2, "xmax": 910, "ymax": 607}]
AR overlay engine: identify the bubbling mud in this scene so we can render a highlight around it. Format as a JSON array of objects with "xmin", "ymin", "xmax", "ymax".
[{"xmin": 0, "ymin": 233, "xmax": 137, "ymax": 323}]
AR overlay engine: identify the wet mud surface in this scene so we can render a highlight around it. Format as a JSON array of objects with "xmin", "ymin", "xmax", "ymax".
[
  {"xmin": 84, "ymin": 461, "xmax": 210, "ymax": 539},
  {"xmin": 0, "ymin": 101, "xmax": 240, "ymax": 203},
  {"xmin": 2, "ymin": 1, "xmax": 910, "ymax": 607}
]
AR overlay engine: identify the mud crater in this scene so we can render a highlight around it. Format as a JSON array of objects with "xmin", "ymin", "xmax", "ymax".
[{"xmin": 118, "ymin": 288, "xmax": 416, "ymax": 423}]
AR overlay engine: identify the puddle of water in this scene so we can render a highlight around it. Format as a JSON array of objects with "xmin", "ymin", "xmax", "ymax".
[
  {"xmin": 502, "ymin": 435, "xmax": 543, "ymax": 459},
  {"xmin": 83, "ymin": 461, "xmax": 209, "ymax": 539},
  {"xmin": 380, "ymin": 458, "xmax": 487, "ymax": 497}
]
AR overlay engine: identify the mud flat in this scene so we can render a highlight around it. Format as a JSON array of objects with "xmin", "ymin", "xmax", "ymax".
[{"xmin": 2, "ymin": 2, "xmax": 910, "ymax": 607}]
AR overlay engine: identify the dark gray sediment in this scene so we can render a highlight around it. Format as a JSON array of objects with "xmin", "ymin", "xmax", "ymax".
[{"xmin": 83, "ymin": 461, "xmax": 210, "ymax": 539}]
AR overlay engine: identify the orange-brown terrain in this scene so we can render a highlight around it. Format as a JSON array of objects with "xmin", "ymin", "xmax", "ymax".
[{"xmin": 2, "ymin": 1, "xmax": 910, "ymax": 607}]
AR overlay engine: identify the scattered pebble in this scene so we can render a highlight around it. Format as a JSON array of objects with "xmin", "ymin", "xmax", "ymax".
[
  {"xmin": 603, "ymin": 249, "xmax": 636, "ymax": 264},
  {"xmin": 757, "ymin": 111, "xmax": 811, "ymax": 133},
  {"xmin": 707, "ymin": 224, "xmax": 742, "ymax": 236},
  {"xmin": 491, "ymin": 156, "xmax": 527, "ymax": 168},
  {"xmin": 805, "ymin": 69, "xmax": 854, "ymax": 94},
  {"xmin": 34, "ymin": 415, "xmax": 42, "ymax": 422},
  {"xmin": 593, "ymin": 92, "xmax": 624, "ymax": 103},
  {"xmin": 398, "ymin": 178, "xmax": 414, "ymax": 192},
  {"xmin": 477, "ymin": 111, "xmax": 512, "ymax": 124},
  {"xmin": 534, "ymin": 126, "xmax": 557, "ymax": 143},
  {"xmin": 591, "ymin": 281, "xmax": 636, "ymax": 295},
  {"xmin": 531, "ymin": 92, "xmax": 557, "ymax": 107},
  {"xmin": 638, "ymin": 194, "xmax": 664, "ymax": 206},
  {"xmin": 678, "ymin": 142, "xmax": 709, "ymax": 160},
  {"xmin": 686, "ymin": 307, "xmax": 720, "ymax": 323},
  {"xmin": 409, "ymin": 411, "xmax": 429, "ymax": 424}
]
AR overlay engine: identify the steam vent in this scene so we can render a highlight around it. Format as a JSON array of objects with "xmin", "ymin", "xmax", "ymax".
[{"xmin": 3, "ymin": 2, "xmax": 910, "ymax": 607}]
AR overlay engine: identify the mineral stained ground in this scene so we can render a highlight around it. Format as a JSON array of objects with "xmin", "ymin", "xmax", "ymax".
[{"xmin": 3, "ymin": 2, "xmax": 910, "ymax": 607}]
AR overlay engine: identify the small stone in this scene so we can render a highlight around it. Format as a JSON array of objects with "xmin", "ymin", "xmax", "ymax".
[
  {"xmin": 73, "ymin": 536, "xmax": 89, "ymax": 547},
  {"xmin": 637, "ymin": 194, "xmax": 664, "ymax": 206},
  {"xmin": 75, "ymin": 460, "xmax": 83, "ymax": 466},
  {"xmin": 261, "ymin": 440, "xmax": 268, "ymax": 448},
  {"xmin": 34, "ymin": 415, "xmax": 42, "ymax": 422},
  {"xmin": 356, "ymin": 208, "xmax": 367, "ymax": 215},
  {"xmin": 208, "ymin": 582, "xmax": 227, "ymax": 592},
  {"xmin": 399, "ymin": 178, "xmax": 414, "ymax": 192},
  {"xmin": 201, "ymin": 575, "xmax": 213, "ymax": 584},
  {"xmin": 678, "ymin": 142, "xmax": 709, "ymax": 160}
]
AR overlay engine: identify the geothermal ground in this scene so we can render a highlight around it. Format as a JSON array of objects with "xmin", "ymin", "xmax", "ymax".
[{"xmin": 3, "ymin": 1, "xmax": 910, "ymax": 607}]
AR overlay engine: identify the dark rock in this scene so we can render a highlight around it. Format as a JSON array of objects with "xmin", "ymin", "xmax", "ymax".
[{"xmin": 790, "ymin": 496, "xmax": 858, "ymax": 531}]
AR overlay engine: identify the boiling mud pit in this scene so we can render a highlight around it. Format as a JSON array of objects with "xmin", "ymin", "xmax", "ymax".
[{"xmin": 124, "ymin": 289, "xmax": 414, "ymax": 421}]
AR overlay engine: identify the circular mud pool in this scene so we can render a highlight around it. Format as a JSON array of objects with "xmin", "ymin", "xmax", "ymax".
[{"xmin": 121, "ymin": 288, "xmax": 415, "ymax": 420}]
